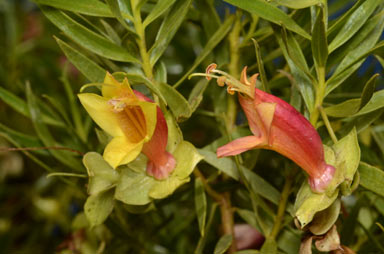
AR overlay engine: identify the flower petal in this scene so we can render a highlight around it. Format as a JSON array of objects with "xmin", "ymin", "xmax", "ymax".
[
  {"xmin": 102, "ymin": 72, "xmax": 122, "ymax": 98},
  {"xmin": 103, "ymin": 136, "xmax": 144, "ymax": 168},
  {"xmin": 138, "ymin": 100, "xmax": 157, "ymax": 141},
  {"xmin": 78, "ymin": 93, "xmax": 123, "ymax": 137},
  {"xmin": 217, "ymin": 135, "xmax": 267, "ymax": 158}
]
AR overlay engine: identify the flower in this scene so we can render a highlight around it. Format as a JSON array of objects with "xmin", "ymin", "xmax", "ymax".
[
  {"xmin": 197, "ymin": 64, "xmax": 335, "ymax": 193},
  {"xmin": 78, "ymin": 73, "xmax": 176, "ymax": 179}
]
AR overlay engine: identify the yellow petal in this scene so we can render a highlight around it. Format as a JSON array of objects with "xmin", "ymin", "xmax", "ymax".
[
  {"xmin": 78, "ymin": 93, "xmax": 123, "ymax": 137},
  {"xmin": 256, "ymin": 102, "xmax": 276, "ymax": 137},
  {"xmin": 138, "ymin": 101, "xmax": 157, "ymax": 141},
  {"xmin": 103, "ymin": 136, "xmax": 144, "ymax": 168},
  {"xmin": 101, "ymin": 72, "xmax": 120, "ymax": 98}
]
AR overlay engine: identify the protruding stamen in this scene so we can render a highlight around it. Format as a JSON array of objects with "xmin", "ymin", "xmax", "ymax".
[
  {"xmin": 217, "ymin": 76, "xmax": 226, "ymax": 87},
  {"xmin": 206, "ymin": 63, "xmax": 218, "ymax": 80}
]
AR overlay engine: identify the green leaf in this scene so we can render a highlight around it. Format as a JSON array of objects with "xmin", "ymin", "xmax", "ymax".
[
  {"xmin": 105, "ymin": 0, "xmax": 134, "ymax": 32},
  {"xmin": 114, "ymin": 167, "xmax": 154, "ymax": 205},
  {"xmin": 149, "ymin": 0, "xmax": 192, "ymax": 66},
  {"xmin": 214, "ymin": 234, "xmax": 233, "ymax": 254},
  {"xmin": 82, "ymin": 152, "xmax": 119, "ymax": 195},
  {"xmin": 194, "ymin": 178, "xmax": 207, "ymax": 237},
  {"xmin": 174, "ymin": 15, "xmax": 234, "ymax": 88},
  {"xmin": 158, "ymin": 83, "xmax": 191, "ymax": 121},
  {"xmin": 34, "ymin": 0, "xmax": 114, "ymax": 17},
  {"xmin": 328, "ymin": 0, "xmax": 381, "ymax": 52},
  {"xmin": 355, "ymin": 90, "xmax": 384, "ymax": 117},
  {"xmin": 195, "ymin": 204, "xmax": 218, "ymax": 254},
  {"xmin": 252, "ymin": 39, "xmax": 269, "ymax": 92},
  {"xmin": 198, "ymin": 149, "xmax": 281, "ymax": 206},
  {"xmin": 225, "ymin": 0, "xmax": 311, "ymax": 39},
  {"xmin": 312, "ymin": 7, "xmax": 328, "ymax": 69},
  {"xmin": 26, "ymin": 83, "xmax": 83, "ymax": 171},
  {"xmin": 260, "ymin": 238, "xmax": 278, "ymax": 254},
  {"xmin": 0, "ymin": 122, "xmax": 47, "ymax": 155},
  {"xmin": 55, "ymin": 37, "xmax": 106, "ymax": 83},
  {"xmin": 188, "ymin": 79, "xmax": 209, "ymax": 113},
  {"xmin": 84, "ymin": 189, "xmax": 115, "ymax": 227},
  {"xmin": 324, "ymin": 128, "xmax": 360, "ymax": 195},
  {"xmin": 0, "ymin": 86, "xmax": 64, "ymax": 127},
  {"xmin": 326, "ymin": 16, "xmax": 384, "ymax": 95},
  {"xmin": 234, "ymin": 250, "xmax": 259, "ymax": 254},
  {"xmin": 273, "ymin": 27, "xmax": 314, "ymax": 112},
  {"xmin": 324, "ymin": 99, "xmax": 360, "ymax": 117},
  {"xmin": 41, "ymin": 7, "xmax": 139, "ymax": 63},
  {"xmin": 143, "ymin": 0, "xmax": 176, "ymax": 27},
  {"xmin": 325, "ymin": 90, "xmax": 384, "ymax": 117},
  {"xmin": 360, "ymin": 74, "xmax": 378, "ymax": 110},
  {"xmin": 308, "ymin": 199, "xmax": 341, "ymax": 235},
  {"xmin": 236, "ymin": 209, "xmax": 261, "ymax": 231},
  {"xmin": 359, "ymin": 162, "xmax": 384, "ymax": 198},
  {"xmin": 294, "ymin": 181, "xmax": 339, "ymax": 228},
  {"xmin": 268, "ymin": 0, "xmax": 321, "ymax": 9}
]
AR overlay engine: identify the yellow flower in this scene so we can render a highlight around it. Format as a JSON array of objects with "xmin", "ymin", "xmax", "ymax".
[{"xmin": 78, "ymin": 73, "xmax": 175, "ymax": 179}]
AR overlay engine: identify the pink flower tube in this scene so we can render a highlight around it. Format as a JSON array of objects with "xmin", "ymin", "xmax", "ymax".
[{"xmin": 200, "ymin": 64, "xmax": 335, "ymax": 193}]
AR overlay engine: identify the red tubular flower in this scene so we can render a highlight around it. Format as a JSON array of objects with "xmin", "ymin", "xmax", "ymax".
[{"xmin": 199, "ymin": 64, "xmax": 335, "ymax": 193}]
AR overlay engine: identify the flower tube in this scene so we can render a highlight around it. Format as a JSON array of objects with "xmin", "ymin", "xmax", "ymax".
[{"xmin": 193, "ymin": 64, "xmax": 335, "ymax": 193}]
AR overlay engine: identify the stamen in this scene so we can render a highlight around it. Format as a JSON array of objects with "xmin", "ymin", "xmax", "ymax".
[
  {"xmin": 108, "ymin": 99, "xmax": 126, "ymax": 112},
  {"xmin": 190, "ymin": 63, "xmax": 258, "ymax": 98}
]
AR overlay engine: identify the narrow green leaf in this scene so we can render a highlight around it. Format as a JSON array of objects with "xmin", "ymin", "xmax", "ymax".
[
  {"xmin": 0, "ymin": 122, "xmax": 47, "ymax": 155},
  {"xmin": 328, "ymin": 0, "xmax": 362, "ymax": 36},
  {"xmin": 359, "ymin": 74, "xmax": 379, "ymax": 110},
  {"xmin": 56, "ymin": 37, "xmax": 106, "ymax": 83},
  {"xmin": 158, "ymin": 83, "xmax": 192, "ymax": 121},
  {"xmin": 174, "ymin": 16, "xmax": 234, "ymax": 88},
  {"xmin": 252, "ymin": 39, "xmax": 269, "ymax": 92},
  {"xmin": 326, "ymin": 19, "xmax": 384, "ymax": 95},
  {"xmin": 312, "ymin": 7, "xmax": 328, "ymax": 69},
  {"xmin": 26, "ymin": 82, "xmax": 83, "ymax": 171},
  {"xmin": 328, "ymin": 0, "xmax": 381, "ymax": 52},
  {"xmin": 224, "ymin": 0, "xmax": 311, "ymax": 39},
  {"xmin": 234, "ymin": 250, "xmax": 259, "ymax": 254},
  {"xmin": 143, "ymin": 0, "xmax": 176, "ymax": 27},
  {"xmin": 214, "ymin": 234, "xmax": 233, "ymax": 254},
  {"xmin": 84, "ymin": 189, "xmax": 115, "ymax": 227},
  {"xmin": 188, "ymin": 79, "xmax": 209, "ymax": 113},
  {"xmin": 269, "ymin": 0, "xmax": 321, "ymax": 9},
  {"xmin": 195, "ymin": 204, "xmax": 218, "ymax": 254},
  {"xmin": 42, "ymin": 7, "xmax": 139, "ymax": 63},
  {"xmin": 274, "ymin": 27, "xmax": 315, "ymax": 112},
  {"xmin": 0, "ymin": 86, "xmax": 64, "ymax": 127},
  {"xmin": 149, "ymin": 0, "xmax": 192, "ymax": 66},
  {"xmin": 359, "ymin": 162, "xmax": 384, "ymax": 198},
  {"xmin": 100, "ymin": 20, "xmax": 122, "ymax": 46},
  {"xmin": 105, "ymin": 0, "xmax": 134, "ymax": 32},
  {"xmin": 324, "ymin": 99, "xmax": 360, "ymax": 117},
  {"xmin": 34, "ymin": 0, "xmax": 114, "ymax": 17},
  {"xmin": 328, "ymin": 10, "xmax": 383, "ymax": 70},
  {"xmin": 194, "ymin": 178, "xmax": 207, "ymax": 237},
  {"xmin": 375, "ymin": 54, "xmax": 384, "ymax": 67}
]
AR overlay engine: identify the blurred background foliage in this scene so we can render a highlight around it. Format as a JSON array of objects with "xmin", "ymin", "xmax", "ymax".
[{"xmin": 0, "ymin": 0, "xmax": 384, "ymax": 253}]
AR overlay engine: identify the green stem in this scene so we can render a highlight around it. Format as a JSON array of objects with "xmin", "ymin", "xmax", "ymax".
[
  {"xmin": 194, "ymin": 169, "xmax": 237, "ymax": 253},
  {"xmin": 132, "ymin": 6, "xmax": 153, "ymax": 80},
  {"xmin": 310, "ymin": 66, "xmax": 326, "ymax": 126},
  {"xmin": 269, "ymin": 166, "xmax": 297, "ymax": 240},
  {"xmin": 319, "ymin": 106, "xmax": 338, "ymax": 143}
]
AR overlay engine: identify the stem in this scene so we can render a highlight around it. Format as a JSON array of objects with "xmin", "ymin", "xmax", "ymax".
[
  {"xmin": 132, "ymin": 6, "xmax": 153, "ymax": 80},
  {"xmin": 269, "ymin": 166, "xmax": 297, "ymax": 240},
  {"xmin": 310, "ymin": 66, "xmax": 326, "ymax": 126},
  {"xmin": 319, "ymin": 106, "xmax": 338, "ymax": 143},
  {"xmin": 194, "ymin": 169, "xmax": 237, "ymax": 253}
]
